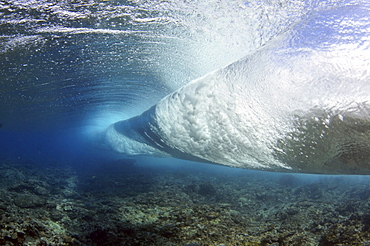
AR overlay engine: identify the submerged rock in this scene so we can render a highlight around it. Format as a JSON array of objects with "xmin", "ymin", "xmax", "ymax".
[
  {"xmin": 2, "ymin": 158, "xmax": 370, "ymax": 245},
  {"xmin": 13, "ymin": 194, "xmax": 46, "ymax": 208}
]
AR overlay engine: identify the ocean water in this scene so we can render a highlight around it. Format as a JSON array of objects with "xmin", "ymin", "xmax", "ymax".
[{"xmin": 1, "ymin": 0, "xmax": 370, "ymax": 245}]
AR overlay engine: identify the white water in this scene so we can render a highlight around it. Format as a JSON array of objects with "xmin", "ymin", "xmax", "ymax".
[{"xmin": 100, "ymin": 0, "xmax": 370, "ymax": 174}]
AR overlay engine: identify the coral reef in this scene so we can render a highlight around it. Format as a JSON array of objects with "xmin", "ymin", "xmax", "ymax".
[{"xmin": 1, "ymin": 158, "xmax": 370, "ymax": 245}]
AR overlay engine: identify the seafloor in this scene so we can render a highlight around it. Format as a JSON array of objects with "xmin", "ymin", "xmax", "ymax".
[{"xmin": 1, "ymin": 158, "xmax": 370, "ymax": 246}]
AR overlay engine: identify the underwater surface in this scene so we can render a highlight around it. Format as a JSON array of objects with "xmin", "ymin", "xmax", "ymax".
[{"xmin": 1, "ymin": 0, "xmax": 370, "ymax": 245}]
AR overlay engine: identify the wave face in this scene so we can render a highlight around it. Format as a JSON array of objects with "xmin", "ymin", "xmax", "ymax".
[{"xmin": 103, "ymin": 1, "xmax": 370, "ymax": 174}]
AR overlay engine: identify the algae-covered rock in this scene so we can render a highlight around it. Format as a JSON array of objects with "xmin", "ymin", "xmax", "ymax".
[
  {"xmin": 13, "ymin": 194, "xmax": 46, "ymax": 208},
  {"xmin": 3, "ymin": 158, "xmax": 370, "ymax": 245}
]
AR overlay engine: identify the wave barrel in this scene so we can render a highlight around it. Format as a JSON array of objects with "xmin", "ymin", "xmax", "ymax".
[{"xmin": 101, "ymin": 2, "xmax": 370, "ymax": 174}]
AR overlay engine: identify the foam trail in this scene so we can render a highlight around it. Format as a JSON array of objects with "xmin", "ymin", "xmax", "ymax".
[{"xmin": 100, "ymin": 2, "xmax": 370, "ymax": 174}]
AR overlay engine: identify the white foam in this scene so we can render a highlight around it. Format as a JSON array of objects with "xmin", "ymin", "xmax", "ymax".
[
  {"xmin": 103, "ymin": 125, "xmax": 170, "ymax": 157},
  {"xmin": 102, "ymin": 1, "xmax": 370, "ymax": 174},
  {"xmin": 149, "ymin": 32, "xmax": 370, "ymax": 172}
]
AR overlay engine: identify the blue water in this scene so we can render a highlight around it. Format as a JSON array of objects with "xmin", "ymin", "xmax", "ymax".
[
  {"xmin": 0, "ymin": 0, "xmax": 369, "ymax": 175},
  {"xmin": 2, "ymin": 2, "xmax": 370, "ymax": 245}
]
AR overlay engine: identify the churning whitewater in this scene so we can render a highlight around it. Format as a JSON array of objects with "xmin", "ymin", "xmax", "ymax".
[{"xmin": 101, "ymin": 1, "xmax": 370, "ymax": 174}]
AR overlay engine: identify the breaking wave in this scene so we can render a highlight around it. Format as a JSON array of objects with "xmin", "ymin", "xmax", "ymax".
[{"xmin": 101, "ymin": 1, "xmax": 370, "ymax": 174}]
